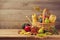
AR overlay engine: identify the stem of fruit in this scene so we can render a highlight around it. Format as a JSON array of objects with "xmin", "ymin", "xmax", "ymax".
[
  {"xmin": 26, "ymin": 16, "xmax": 32, "ymax": 25},
  {"xmin": 42, "ymin": 8, "xmax": 47, "ymax": 27}
]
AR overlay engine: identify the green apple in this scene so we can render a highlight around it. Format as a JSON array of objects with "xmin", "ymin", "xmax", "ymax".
[{"xmin": 45, "ymin": 18, "xmax": 49, "ymax": 23}]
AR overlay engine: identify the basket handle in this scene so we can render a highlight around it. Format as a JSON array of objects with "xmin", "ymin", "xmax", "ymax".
[
  {"xmin": 42, "ymin": 8, "xmax": 49, "ymax": 27},
  {"xmin": 42, "ymin": 8, "xmax": 49, "ymax": 23}
]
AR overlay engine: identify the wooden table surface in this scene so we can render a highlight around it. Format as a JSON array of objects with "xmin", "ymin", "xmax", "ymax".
[
  {"xmin": 0, "ymin": 29, "xmax": 59, "ymax": 37},
  {"xmin": 0, "ymin": 29, "xmax": 60, "ymax": 40}
]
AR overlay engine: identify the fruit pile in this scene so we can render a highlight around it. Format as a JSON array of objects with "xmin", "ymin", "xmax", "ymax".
[{"xmin": 19, "ymin": 7, "xmax": 59, "ymax": 37}]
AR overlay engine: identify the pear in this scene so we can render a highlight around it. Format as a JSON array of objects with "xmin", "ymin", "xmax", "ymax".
[
  {"xmin": 37, "ymin": 33, "xmax": 46, "ymax": 37},
  {"xmin": 38, "ymin": 27, "xmax": 44, "ymax": 33},
  {"xmin": 49, "ymin": 15, "xmax": 56, "ymax": 23},
  {"xmin": 45, "ymin": 18, "xmax": 49, "ymax": 23}
]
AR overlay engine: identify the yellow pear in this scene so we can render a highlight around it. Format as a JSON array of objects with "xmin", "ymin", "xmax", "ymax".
[
  {"xmin": 38, "ymin": 27, "xmax": 44, "ymax": 33},
  {"xmin": 49, "ymin": 15, "xmax": 56, "ymax": 23}
]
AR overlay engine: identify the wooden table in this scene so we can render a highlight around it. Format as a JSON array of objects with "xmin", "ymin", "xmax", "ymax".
[{"xmin": 0, "ymin": 29, "xmax": 60, "ymax": 40}]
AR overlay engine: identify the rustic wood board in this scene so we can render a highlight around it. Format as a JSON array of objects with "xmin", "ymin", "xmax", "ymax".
[
  {"xmin": 0, "ymin": 29, "xmax": 59, "ymax": 37},
  {"xmin": 0, "ymin": 0, "xmax": 60, "ymax": 29},
  {"xmin": 0, "ymin": 29, "xmax": 60, "ymax": 40}
]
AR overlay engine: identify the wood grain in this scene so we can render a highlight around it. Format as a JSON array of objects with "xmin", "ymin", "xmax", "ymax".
[
  {"xmin": 0, "ymin": 29, "xmax": 59, "ymax": 37},
  {"xmin": 0, "ymin": 0, "xmax": 59, "ymax": 10},
  {"xmin": 0, "ymin": 29, "xmax": 60, "ymax": 40},
  {"xmin": 0, "ymin": 0, "xmax": 59, "ymax": 29}
]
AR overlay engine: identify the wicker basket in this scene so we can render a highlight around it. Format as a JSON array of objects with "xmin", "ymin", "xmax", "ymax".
[
  {"xmin": 36, "ymin": 22, "xmax": 55, "ymax": 32},
  {"xmin": 36, "ymin": 22, "xmax": 55, "ymax": 27}
]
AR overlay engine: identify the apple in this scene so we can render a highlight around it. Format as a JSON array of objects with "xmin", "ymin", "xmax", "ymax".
[
  {"xmin": 24, "ymin": 26, "xmax": 31, "ymax": 32},
  {"xmin": 21, "ymin": 23, "xmax": 30, "ymax": 29}
]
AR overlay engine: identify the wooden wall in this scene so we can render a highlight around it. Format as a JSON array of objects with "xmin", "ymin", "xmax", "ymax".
[{"xmin": 0, "ymin": 0, "xmax": 60, "ymax": 29}]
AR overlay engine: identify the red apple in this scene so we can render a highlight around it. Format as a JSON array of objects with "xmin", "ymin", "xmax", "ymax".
[{"xmin": 24, "ymin": 26, "xmax": 31, "ymax": 32}]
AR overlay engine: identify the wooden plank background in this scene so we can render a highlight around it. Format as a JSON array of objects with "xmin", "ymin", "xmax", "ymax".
[{"xmin": 0, "ymin": 0, "xmax": 60, "ymax": 29}]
